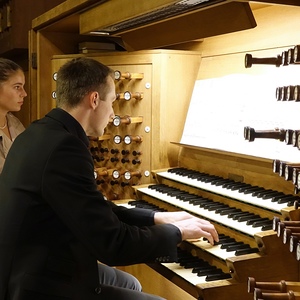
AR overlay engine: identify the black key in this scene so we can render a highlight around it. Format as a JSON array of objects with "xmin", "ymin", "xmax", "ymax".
[
  {"xmin": 219, "ymin": 208, "xmax": 242, "ymax": 216},
  {"xmin": 243, "ymin": 187, "xmax": 264, "ymax": 194},
  {"xmin": 228, "ymin": 211, "xmax": 248, "ymax": 218},
  {"xmin": 167, "ymin": 190, "xmax": 186, "ymax": 196},
  {"xmin": 190, "ymin": 198, "xmax": 210, "ymax": 205},
  {"xmin": 238, "ymin": 214, "xmax": 260, "ymax": 222},
  {"xmin": 178, "ymin": 194, "xmax": 198, "ymax": 201},
  {"xmin": 203, "ymin": 203, "xmax": 226, "ymax": 211},
  {"xmin": 246, "ymin": 217, "xmax": 265, "ymax": 225},
  {"xmin": 216, "ymin": 238, "xmax": 237, "ymax": 246},
  {"xmin": 271, "ymin": 194, "xmax": 294, "ymax": 202},
  {"xmin": 220, "ymin": 207, "xmax": 242, "ymax": 216},
  {"xmin": 255, "ymin": 190, "xmax": 276, "ymax": 198},
  {"xmin": 184, "ymin": 260, "xmax": 210, "ymax": 268},
  {"xmin": 232, "ymin": 212, "xmax": 253, "ymax": 220},
  {"xmin": 238, "ymin": 185, "xmax": 258, "ymax": 192},
  {"xmin": 196, "ymin": 175, "xmax": 215, "ymax": 182},
  {"xmin": 206, "ymin": 273, "xmax": 231, "ymax": 281},
  {"xmin": 252, "ymin": 219, "xmax": 272, "ymax": 228},
  {"xmin": 261, "ymin": 223, "xmax": 273, "ymax": 231},
  {"xmin": 198, "ymin": 200, "xmax": 215, "ymax": 208},
  {"xmin": 252, "ymin": 188, "xmax": 269, "ymax": 197},
  {"xmin": 235, "ymin": 247, "xmax": 259, "ymax": 256},
  {"xmin": 221, "ymin": 181, "xmax": 239, "ymax": 188},
  {"xmin": 230, "ymin": 183, "xmax": 251, "ymax": 191},
  {"xmin": 213, "ymin": 179, "xmax": 232, "ymax": 186},
  {"xmin": 221, "ymin": 241, "xmax": 243, "ymax": 249},
  {"xmin": 262, "ymin": 191, "xmax": 284, "ymax": 200},
  {"xmin": 192, "ymin": 264, "xmax": 214, "ymax": 273},
  {"xmin": 226, "ymin": 244, "xmax": 251, "ymax": 252},
  {"xmin": 278, "ymin": 196, "xmax": 300, "ymax": 204},
  {"xmin": 197, "ymin": 268, "xmax": 221, "ymax": 276},
  {"xmin": 215, "ymin": 206, "xmax": 231, "ymax": 213}
]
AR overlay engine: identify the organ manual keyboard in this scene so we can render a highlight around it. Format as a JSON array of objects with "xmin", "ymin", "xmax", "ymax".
[{"xmin": 125, "ymin": 144, "xmax": 300, "ymax": 300}]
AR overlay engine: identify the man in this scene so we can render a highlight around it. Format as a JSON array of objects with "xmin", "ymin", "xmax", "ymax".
[{"xmin": 0, "ymin": 57, "xmax": 218, "ymax": 300}]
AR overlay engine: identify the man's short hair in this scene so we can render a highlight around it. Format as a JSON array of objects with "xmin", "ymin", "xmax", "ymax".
[{"xmin": 56, "ymin": 57, "xmax": 114, "ymax": 108}]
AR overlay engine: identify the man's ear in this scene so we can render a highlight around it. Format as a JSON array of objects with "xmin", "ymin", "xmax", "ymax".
[{"xmin": 89, "ymin": 91, "xmax": 99, "ymax": 109}]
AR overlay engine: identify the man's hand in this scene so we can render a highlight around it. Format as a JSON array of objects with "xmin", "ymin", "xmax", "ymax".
[{"xmin": 154, "ymin": 211, "xmax": 218, "ymax": 245}]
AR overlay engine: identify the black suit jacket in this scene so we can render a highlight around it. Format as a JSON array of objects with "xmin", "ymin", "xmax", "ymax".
[{"xmin": 0, "ymin": 108, "xmax": 181, "ymax": 300}]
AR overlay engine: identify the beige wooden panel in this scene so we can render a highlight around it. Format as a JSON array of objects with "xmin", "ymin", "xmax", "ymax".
[
  {"xmin": 32, "ymin": 0, "xmax": 100, "ymax": 30},
  {"xmin": 118, "ymin": 264, "xmax": 196, "ymax": 300},
  {"xmin": 197, "ymin": 5, "xmax": 300, "ymax": 58},
  {"xmin": 51, "ymin": 50, "xmax": 201, "ymax": 199}
]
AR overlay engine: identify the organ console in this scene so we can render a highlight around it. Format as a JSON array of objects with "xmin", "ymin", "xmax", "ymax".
[{"xmin": 25, "ymin": 0, "xmax": 300, "ymax": 298}]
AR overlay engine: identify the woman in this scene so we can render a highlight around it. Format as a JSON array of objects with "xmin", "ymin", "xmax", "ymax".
[{"xmin": 0, "ymin": 58, "xmax": 27, "ymax": 173}]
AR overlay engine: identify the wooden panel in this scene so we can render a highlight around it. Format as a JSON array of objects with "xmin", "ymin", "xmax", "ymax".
[
  {"xmin": 118, "ymin": 264, "xmax": 196, "ymax": 300},
  {"xmin": 227, "ymin": 232, "xmax": 299, "ymax": 282},
  {"xmin": 32, "ymin": 0, "xmax": 103, "ymax": 30},
  {"xmin": 196, "ymin": 5, "xmax": 300, "ymax": 58},
  {"xmin": 50, "ymin": 50, "xmax": 201, "ymax": 199},
  {"xmin": 249, "ymin": 0, "xmax": 300, "ymax": 5},
  {"xmin": 27, "ymin": 29, "xmax": 37, "ymax": 125}
]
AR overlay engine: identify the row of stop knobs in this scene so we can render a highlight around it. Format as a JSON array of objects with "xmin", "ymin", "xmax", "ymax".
[{"xmin": 91, "ymin": 147, "xmax": 142, "ymax": 164}]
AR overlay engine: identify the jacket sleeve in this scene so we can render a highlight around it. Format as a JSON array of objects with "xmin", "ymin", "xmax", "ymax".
[
  {"xmin": 42, "ymin": 135, "xmax": 181, "ymax": 266},
  {"xmin": 108, "ymin": 201, "xmax": 156, "ymax": 226}
]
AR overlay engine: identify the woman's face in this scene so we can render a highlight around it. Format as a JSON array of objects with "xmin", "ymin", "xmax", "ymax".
[{"xmin": 0, "ymin": 69, "xmax": 27, "ymax": 113}]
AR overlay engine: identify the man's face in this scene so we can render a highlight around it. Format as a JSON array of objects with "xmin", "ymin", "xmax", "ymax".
[{"xmin": 88, "ymin": 76, "xmax": 116, "ymax": 137}]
